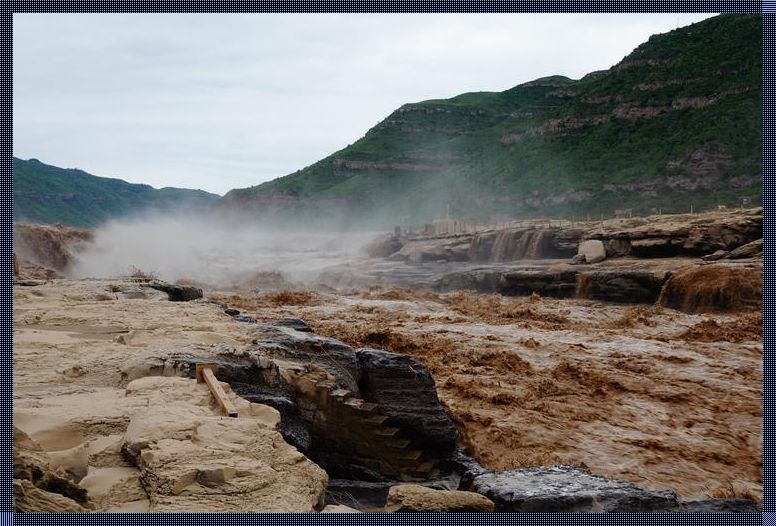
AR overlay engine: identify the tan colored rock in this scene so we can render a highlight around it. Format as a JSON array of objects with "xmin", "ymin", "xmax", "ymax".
[
  {"xmin": 48, "ymin": 442, "xmax": 90, "ymax": 482},
  {"xmin": 121, "ymin": 376, "xmax": 327, "ymax": 512},
  {"xmin": 578, "ymin": 240, "xmax": 606, "ymax": 264},
  {"xmin": 385, "ymin": 484, "xmax": 495, "ymax": 512},
  {"xmin": 13, "ymin": 426, "xmax": 91, "ymax": 511},
  {"xmin": 14, "ymin": 479, "xmax": 88, "ymax": 512}
]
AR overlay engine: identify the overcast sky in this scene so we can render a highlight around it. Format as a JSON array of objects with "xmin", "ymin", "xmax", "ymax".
[{"xmin": 14, "ymin": 13, "xmax": 715, "ymax": 195}]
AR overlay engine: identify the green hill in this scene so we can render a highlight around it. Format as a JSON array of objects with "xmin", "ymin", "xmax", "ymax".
[
  {"xmin": 13, "ymin": 157, "xmax": 219, "ymax": 227},
  {"xmin": 219, "ymin": 14, "xmax": 762, "ymax": 226}
]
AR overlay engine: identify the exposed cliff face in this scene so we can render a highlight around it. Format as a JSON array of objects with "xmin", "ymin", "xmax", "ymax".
[
  {"xmin": 375, "ymin": 209, "xmax": 762, "ymax": 264},
  {"xmin": 219, "ymin": 15, "xmax": 761, "ymax": 226}
]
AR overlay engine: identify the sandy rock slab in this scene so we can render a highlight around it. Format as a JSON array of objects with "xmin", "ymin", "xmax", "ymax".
[
  {"xmin": 386, "ymin": 484, "xmax": 495, "ymax": 512},
  {"xmin": 14, "ymin": 426, "xmax": 91, "ymax": 511},
  {"xmin": 121, "ymin": 376, "xmax": 328, "ymax": 512}
]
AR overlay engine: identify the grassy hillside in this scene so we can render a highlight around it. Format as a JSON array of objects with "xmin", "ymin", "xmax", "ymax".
[
  {"xmin": 220, "ymin": 14, "xmax": 762, "ymax": 226},
  {"xmin": 13, "ymin": 158, "xmax": 219, "ymax": 227}
]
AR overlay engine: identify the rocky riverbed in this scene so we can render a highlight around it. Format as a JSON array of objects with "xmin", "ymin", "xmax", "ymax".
[{"xmin": 13, "ymin": 276, "xmax": 761, "ymax": 511}]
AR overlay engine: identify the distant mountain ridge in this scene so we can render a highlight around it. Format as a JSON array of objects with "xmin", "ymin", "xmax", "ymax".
[
  {"xmin": 13, "ymin": 157, "xmax": 219, "ymax": 227},
  {"xmin": 218, "ymin": 14, "xmax": 762, "ymax": 227}
]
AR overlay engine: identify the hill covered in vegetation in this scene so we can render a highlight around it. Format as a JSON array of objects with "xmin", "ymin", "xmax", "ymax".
[
  {"xmin": 13, "ymin": 157, "xmax": 219, "ymax": 227},
  {"xmin": 219, "ymin": 14, "xmax": 762, "ymax": 226}
]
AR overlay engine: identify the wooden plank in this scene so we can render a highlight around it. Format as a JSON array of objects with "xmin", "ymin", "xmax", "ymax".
[{"xmin": 197, "ymin": 364, "xmax": 238, "ymax": 418}]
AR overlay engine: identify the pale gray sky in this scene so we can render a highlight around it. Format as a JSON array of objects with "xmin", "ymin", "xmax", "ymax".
[{"xmin": 13, "ymin": 13, "xmax": 715, "ymax": 195}]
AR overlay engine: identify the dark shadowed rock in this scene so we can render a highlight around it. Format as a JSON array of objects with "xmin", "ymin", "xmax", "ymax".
[
  {"xmin": 356, "ymin": 348, "xmax": 458, "ymax": 455},
  {"xmin": 471, "ymin": 465, "xmax": 678, "ymax": 512},
  {"xmin": 252, "ymin": 326, "xmax": 362, "ymax": 392},
  {"xmin": 575, "ymin": 270, "xmax": 666, "ymax": 303},
  {"xmin": 669, "ymin": 499, "xmax": 761, "ymax": 512},
  {"xmin": 273, "ymin": 317, "xmax": 314, "ymax": 332},
  {"xmin": 147, "ymin": 282, "xmax": 203, "ymax": 302}
]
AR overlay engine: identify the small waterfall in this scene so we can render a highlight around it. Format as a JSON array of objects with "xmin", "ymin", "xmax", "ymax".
[
  {"xmin": 491, "ymin": 231, "xmax": 515, "ymax": 262},
  {"xmin": 524, "ymin": 230, "xmax": 548, "ymax": 260},
  {"xmin": 490, "ymin": 228, "xmax": 550, "ymax": 262},
  {"xmin": 575, "ymin": 272, "xmax": 594, "ymax": 298}
]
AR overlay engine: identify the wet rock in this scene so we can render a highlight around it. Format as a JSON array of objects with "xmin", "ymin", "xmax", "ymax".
[
  {"xmin": 576, "ymin": 270, "xmax": 666, "ymax": 304},
  {"xmin": 702, "ymin": 250, "xmax": 729, "ymax": 261},
  {"xmin": 252, "ymin": 326, "xmax": 362, "ymax": 392},
  {"xmin": 570, "ymin": 254, "xmax": 587, "ymax": 265},
  {"xmin": 471, "ymin": 465, "xmax": 678, "ymax": 512},
  {"xmin": 500, "ymin": 269, "xmax": 578, "ymax": 298},
  {"xmin": 578, "ymin": 240, "xmax": 606, "ymax": 264},
  {"xmin": 356, "ymin": 348, "xmax": 458, "ymax": 455},
  {"xmin": 327, "ymin": 477, "xmax": 462, "ymax": 509},
  {"xmin": 670, "ymin": 499, "xmax": 761, "ymax": 512},
  {"xmin": 273, "ymin": 317, "xmax": 313, "ymax": 332},
  {"xmin": 386, "ymin": 484, "xmax": 495, "ymax": 512},
  {"xmin": 148, "ymin": 282, "xmax": 203, "ymax": 302}
]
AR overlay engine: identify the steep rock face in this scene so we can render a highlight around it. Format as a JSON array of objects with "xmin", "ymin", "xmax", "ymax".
[
  {"xmin": 356, "ymin": 349, "xmax": 458, "ymax": 455},
  {"xmin": 588, "ymin": 209, "xmax": 762, "ymax": 258},
  {"xmin": 133, "ymin": 325, "xmax": 463, "ymax": 485}
]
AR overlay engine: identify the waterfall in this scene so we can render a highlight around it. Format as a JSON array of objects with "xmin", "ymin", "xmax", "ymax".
[{"xmin": 490, "ymin": 228, "xmax": 549, "ymax": 261}]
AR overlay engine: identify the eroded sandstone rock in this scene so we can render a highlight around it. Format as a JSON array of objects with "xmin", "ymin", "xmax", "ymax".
[
  {"xmin": 120, "ymin": 376, "xmax": 326, "ymax": 512},
  {"xmin": 385, "ymin": 484, "xmax": 495, "ymax": 512}
]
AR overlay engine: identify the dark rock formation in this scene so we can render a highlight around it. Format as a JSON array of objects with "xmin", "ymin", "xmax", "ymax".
[
  {"xmin": 148, "ymin": 282, "xmax": 203, "ymax": 302},
  {"xmin": 500, "ymin": 269, "xmax": 579, "ymax": 298},
  {"xmin": 356, "ymin": 348, "xmax": 458, "ymax": 455},
  {"xmin": 273, "ymin": 317, "xmax": 314, "ymax": 332},
  {"xmin": 669, "ymin": 499, "xmax": 761, "ymax": 512},
  {"xmin": 471, "ymin": 465, "xmax": 678, "ymax": 512},
  {"xmin": 575, "ymin": 270, "xmax": 666, "ymax": 304}
]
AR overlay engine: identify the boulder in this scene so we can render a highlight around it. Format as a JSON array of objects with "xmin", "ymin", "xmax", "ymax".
[
  {"xmin": 726, "ymin": 238, "xmax": 762, "ymax": 259},
  {"xmin": 578, "ymin": 240, "xmax": 606, "ymax": 264},
  {"xmin": 386, "ymin": 484, "xmax": 495, "ymax": 512},
  {"xmin": 471, "ymin": 465, "xmax": 677, "ymax": 512},
  {"xmin": 148, "ymin": 282, "xmax": 203, "ymax": 302}
]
